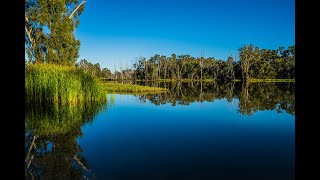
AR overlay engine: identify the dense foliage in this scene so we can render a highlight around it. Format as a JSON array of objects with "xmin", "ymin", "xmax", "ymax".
[
  {"xmin": 132, "ymin": 44, "xmax": 295, "ymax": 82},
  {"xmin": 25, "ymin": 0, "xmax": 85, "ymax": 65}
]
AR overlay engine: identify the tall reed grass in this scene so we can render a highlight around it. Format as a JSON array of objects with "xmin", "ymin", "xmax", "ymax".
[{"xmin": 25, "ymin": 64, "xmax": 107, "ymax": 104}]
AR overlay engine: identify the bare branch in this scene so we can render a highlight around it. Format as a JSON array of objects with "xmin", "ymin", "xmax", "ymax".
[
  {"xmin": 69, "ymin": 0, "xmax": 87, "ymax": 19},
  {"xmin": 25, "ymin": 14, "xmax": 29, "ymax": 23},
  {"xmin": 25, "ymin": 135, "xmax": 36, "ymax": 162},
  {"xmin": 25, "ymin": 25, "xmax": 33, "ymax": 44},
  {"xmin": 25, "ymin": 14, "xmax": 35, "ymax": 46}
]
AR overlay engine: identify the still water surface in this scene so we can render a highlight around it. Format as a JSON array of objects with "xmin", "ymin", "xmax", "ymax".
[{"xmin": 25, "ymin": 82, "xmax": 295, "ymax": 180}]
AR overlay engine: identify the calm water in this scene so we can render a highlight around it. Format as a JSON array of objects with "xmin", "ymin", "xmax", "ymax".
[{"xmin": 25, "ymin": 82, "xmax": 295, "ymax": 180}]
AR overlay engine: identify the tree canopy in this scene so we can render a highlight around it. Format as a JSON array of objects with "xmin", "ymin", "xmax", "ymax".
[
  {"xmin": 25, "ymin": 0, "xmax": 86, "ymax": 65},
  {"xmin": 132, "ymin": 44, "xmax": 295, "ymax": 82}
]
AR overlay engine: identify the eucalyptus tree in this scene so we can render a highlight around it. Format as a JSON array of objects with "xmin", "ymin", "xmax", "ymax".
[
  {"xmin": 101, "ymin": 68, "xmax": 112, "ymax": 79},
  {"xmin": 199, "ymin": 56, "xmax": 204, "ymax": 80},
  {"xmin": 76, "ymin": 59, "xmax": 103, "ymax": 78},
  {"xmin": 160, "ymin": 55, "xmax": 167, "ymax": 79},
  {"xmin": 122, "ymin": 69, "xmax": 134, "ymax": 79},
  {"xmin": 225, "ymin": 56, "xmax": 235, "ymax": 81},
  {"xmin": 166, "ymin": 54, "xmax": 177, "ymax": 79},
  {"xmin": 76, "ymin": 59, "xmax": 90, "ymax": 73},
  {"xmin": 191, "ymin": 57, "xmax": 200, "ymax": 79},
  {"xmin": 239, "ymin": 44, "xmax": 260, "ymax": 83},
  {"xmin": 132, "ymin": 57, "xmax": 146, "ymax": 80},
  {"xmin": 176, "ymin": 55, "xmax": 189, "ymax": 79},
  {"xmin": 277, "ymin": 45, "xmax": 295, "ymax": 78},
  {"xmin": 93, "ymin": 63, "xmax": 101, "ymax": 77},
  {"xmin": 25, "ymin": 0, "xmax": 86, "ymax": 65},
  {"xmin": 150, "ymin": 54, "xmax": 161, "ymax": 80},
  {"xmin": 253, "ymin": 49, "xmax": 278, "ymax": 78}
]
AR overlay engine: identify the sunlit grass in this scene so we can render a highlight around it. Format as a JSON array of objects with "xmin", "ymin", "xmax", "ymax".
[
  {"xmin": 101, "ymin": 82, "xmax": 167, "ymax": 93},
  {"xmin": 25, "ymin": 63, "xmax": 107, "ymax": 104}
]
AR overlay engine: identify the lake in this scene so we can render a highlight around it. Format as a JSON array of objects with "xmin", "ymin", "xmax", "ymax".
[{"xmin": 25, "ymin": 82, "xmax": 295, "ymax": 180}]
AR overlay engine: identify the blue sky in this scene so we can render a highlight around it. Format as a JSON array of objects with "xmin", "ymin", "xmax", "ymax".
[{"xmin": 75, "ymin": 0, "xmax": 295, "ymax": 70}]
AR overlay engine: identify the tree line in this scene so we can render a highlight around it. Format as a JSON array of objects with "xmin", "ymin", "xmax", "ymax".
[
  {"xmin": 75, "ymin": 59, "xmax": 134, "ymax": 80},
  {"xmin": 133, "ymin": 44, "xmax": 295, "ymax": 82}
]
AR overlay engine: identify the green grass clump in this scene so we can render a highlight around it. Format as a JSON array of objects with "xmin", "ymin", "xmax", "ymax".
[
  {"xmin": 25, "ymin": 63, "xmax": 107, "ymax": 104},
  {"xmin": 101, "ymin": 82, "xmax": 167, "ymax": 93}
]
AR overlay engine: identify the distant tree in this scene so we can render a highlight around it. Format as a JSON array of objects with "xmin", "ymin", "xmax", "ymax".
[
  {"xmin": 122, "ymin": 69, "xmax": 134, "ymax": 79},
  {"xmin": 252, "ymin": 49, "xmax": 278, "ymax": 79},
  {"xmin": 133, "ymin": 57, "xmax": 146, "ymax": 80},
  {"xmin": 101, "ymin": 68, "xmax": 112, "ymax": 79},
  {"xmin": 239, "ymin": 44, "xmax": 260, "ymax": 83},
  {"xmin": 225, "ymin": 56, "xmax": 235, "ymax": 81}
]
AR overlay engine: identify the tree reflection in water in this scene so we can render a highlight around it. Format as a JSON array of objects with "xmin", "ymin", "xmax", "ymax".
[
  {"xmin": 135, "ymin": 81, "xmax": 294, "ymax": 116},
  {"xmin": 25, "ymin": 99, "xmax": 111, "ymax": 179}
]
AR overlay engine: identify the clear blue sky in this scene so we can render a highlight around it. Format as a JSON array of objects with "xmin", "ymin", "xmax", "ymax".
[{"xmin": 75, "ymin": 0, "xmax": 295, "ymax": 70}]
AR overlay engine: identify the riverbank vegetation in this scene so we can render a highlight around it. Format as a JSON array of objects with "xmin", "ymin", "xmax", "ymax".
[
  {"xmin": 72, "ymin": 43, "xmax": 295, "ymax": 84},
  {"xmin": 131, "ymin": 44, "xmax": 294, "ymax": 83},
  {"xmin": 101, "ymin": 82, "xmax": 167, "ymax": 93},
  {"xmin": 25, "ymin": 64, "xmax": 167, "ymax": 104},
  {"xmin": 25, "ymin": 63, "xmax": 107, "ymax": 104}
]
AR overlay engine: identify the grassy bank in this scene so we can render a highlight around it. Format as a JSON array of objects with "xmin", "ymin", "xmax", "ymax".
[
  {"xmin": 25, "ymin": 64, "xmax": 167, "ymax": 104},
  {"xmin": 101, "ymin": 82, "xmax": 167, "ymax": 93},
  {"xmin": 25, "ymin": 64, "xmax": 106, "ymax": 104}
]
